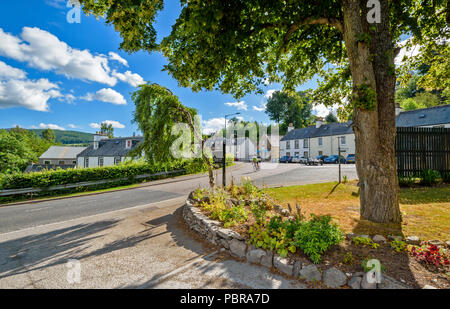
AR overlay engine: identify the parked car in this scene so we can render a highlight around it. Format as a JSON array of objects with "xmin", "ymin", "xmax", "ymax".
[
  {"xmin": 279, "ymin": 155, "xmax": 292, "ymax": 163},
  {"xmin": 306, "ymin": 157, "xmax": 323, "ymax": 166},
  {"xmin": 292, "ymin": 156, "xmax": 308, "ymax": 164},
  {"xmin": 316, "ymin": 155, "xmax": 328, "ymax": 165},
  {"xmin": 346, "ymin": 154, "xmax": 355, "ymax": 164},
  {"xmin": 324, "ymin": 155, "xmax": 346, "ymax": 164}
]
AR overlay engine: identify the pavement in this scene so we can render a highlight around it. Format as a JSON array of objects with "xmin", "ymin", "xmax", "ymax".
[{"xmin": 0, "ymin": 162, "xmax": 357, "ymax": 288}]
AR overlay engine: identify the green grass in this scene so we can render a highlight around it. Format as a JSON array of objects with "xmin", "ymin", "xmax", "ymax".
[{"xmin": 264, "ymin": 182, "xmax": 450, "ymax": 241}]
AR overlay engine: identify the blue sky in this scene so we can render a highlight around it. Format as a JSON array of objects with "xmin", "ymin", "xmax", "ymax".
[{"xmin": 0, "ymin": 0, "xmax": 327, "ymax": 137}]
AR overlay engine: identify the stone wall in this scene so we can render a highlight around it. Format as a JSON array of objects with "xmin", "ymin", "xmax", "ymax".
[{"xmin": 183, "ymin": 198, "xmax": 413, "ymax": 289}]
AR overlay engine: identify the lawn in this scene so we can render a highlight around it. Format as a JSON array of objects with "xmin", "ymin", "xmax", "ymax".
[{"xmin": 264, "ymin": 182, "xmax": 450, "ymax": 241}]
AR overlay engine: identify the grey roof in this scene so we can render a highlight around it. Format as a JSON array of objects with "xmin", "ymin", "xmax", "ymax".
[
  {"xmin": 396, "ymin": 104, "xmax": 450, "ymax": 127},
  {"xmin": 77, "ymin": 137, "xmax": 143, "ymax": 157},
  {"xmin": 281, "ymin": 122, "xmax": 353, "ymax": 141},
  {"xmin": 39, "ymin": 146, "xmax": 87, "ymax": 159}
]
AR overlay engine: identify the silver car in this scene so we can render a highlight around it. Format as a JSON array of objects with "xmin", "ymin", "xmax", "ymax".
[{"xmin": 292, "ymin": 156, "xmax": 308, "ymax": 164}]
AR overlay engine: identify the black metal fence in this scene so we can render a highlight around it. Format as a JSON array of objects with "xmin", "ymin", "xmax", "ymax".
[{"xmin": 396, "ymin": 127, "xmax": 450, "ymax": 177}]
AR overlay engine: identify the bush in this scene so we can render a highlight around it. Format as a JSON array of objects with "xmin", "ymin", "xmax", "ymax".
[
  {"xmin": 390, "ymin": 239, "xmax": 407, "ymax": 253},
  {"xmin": 0, "ymin": 159, "xmax": 207, "ymax": 190},
  {"xmin": 293, "ymin": 215, "xmax": 344, "ymax": 263},
  {"xmin": 398, "ymin": 175, "xmax": 416, "ymax": 187},
  {"xmin": 352, "ymin": 237, "xmax": 380, "ymax": 249},
  {"xmin": 419, "ymin": 169, "xmax": 441, "ymax": 186}
]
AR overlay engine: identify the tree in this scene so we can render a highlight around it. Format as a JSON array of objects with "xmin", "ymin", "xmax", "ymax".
[
  {"xmin": 132, "ymin": 83, "xmax": 216, "ymax": 187},
  {"xmin": 80, "ymin": 1, "xmax": 448, "ymax": 223},
  {"xmin": 100, "ymin": 123, "xmax": 114, "ymax": 138},
  {"xmin": 325, "ymin": 112, "xmax": 338, "ymax": 123},
  {"xmin": 42, "ymin": 128, "xmax": 56, "ymax": 143},
  {"xmin": 266, "ymin": 91, "xmax": 313, "ymax": 134}
]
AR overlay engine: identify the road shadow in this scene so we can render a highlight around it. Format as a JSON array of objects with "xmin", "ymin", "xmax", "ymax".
[
  {"xmin": 123, "ymin": 207, "xmax": 303, "ymax": 289},
  {"xmin": 0, "ymin": 219, "xmax": 120, "ymax": 280}
]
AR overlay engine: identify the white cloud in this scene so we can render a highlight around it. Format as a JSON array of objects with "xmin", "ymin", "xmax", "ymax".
[
  {"xmin": 252, "ymin": 104, "xmax": 266, "ymax": 112},
  {"xmin": 67, "ymin": 124, "xmax": 78, "ymax": 129},
  {"xmin": 202, "ymin": 117, "xmax": 226, "ymax": 135},
  {"xmin": 32, "ymin": 123, "xmax": 65, "ymax": 130},
  {"xmin": 0, "ymin": 27, "xmax": 117, "ymax": 86},
  {"xmin": 109, "ymin": 52, "xmax": 128, "ymax": 67},
  {"xmin": 312, "ymin": 104, "xmax": 339, "ymax": 118},
  {"xmin": 0, "ymin": 78, "xmax": 61, "ymax": 111},
  {"xmin": 264, "ymin": 89, "xmax": 277, "ymax": 99},
  {"xmin": 224, "ymin": 101, "xmax": 247, "ymax": 111},
  {"xmin": 0, "ymin": 60, "xmax": 27, "ymax": 80},
  {"xmin": 112, "ymin": 70, "xmax": 145, "ymax": 87},
  {"xmin": 89, "ymin": 120, "xmax": 125, "ymax": 129},
  {"xmin": 395, "ymin": 39, "xmax": 421, "ymax": 66},
  {"xmin": 83, "ymin": 88, "xmax": 126, "ymax": 105}
]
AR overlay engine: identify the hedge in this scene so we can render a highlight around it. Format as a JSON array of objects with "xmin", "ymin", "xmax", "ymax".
[{"xmin": 0, "ymin": 158, "xmax": 211, "ymax": 190}]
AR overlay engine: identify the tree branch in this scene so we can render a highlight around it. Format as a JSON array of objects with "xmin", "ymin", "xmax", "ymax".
[{"xmin": 282, "ymin": 17, "xmax": 343, "ymax": 50}]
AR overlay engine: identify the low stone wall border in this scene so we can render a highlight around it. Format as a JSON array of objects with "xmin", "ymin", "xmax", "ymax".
[{"xmin": 183, "ymin": 198, "xmax": 414, "ymax": 289}]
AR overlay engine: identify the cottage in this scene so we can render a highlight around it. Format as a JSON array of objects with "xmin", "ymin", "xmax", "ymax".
[
  {"xmin": 25, "ymin": 145, "xmax": 87, "ymax": 172},
  {"xmin": 76, "ymin": 133, "xmax": 143, "ymax": 168},
  {"xmin": 280, "ymin": 104, "xmax": 450, "ymax": 160}
]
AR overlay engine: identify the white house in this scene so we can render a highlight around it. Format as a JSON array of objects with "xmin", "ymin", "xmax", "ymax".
[
  {"xmin": 280, "ymin": 104, "xmax": 450, "ymax": 160},
  {"xmin": 76, "ymin": 133, "xmax": 143, "ymax": 168},
  {"xmin": 206, "ymin": 136, "xmax": 257, "ymax": 161}
]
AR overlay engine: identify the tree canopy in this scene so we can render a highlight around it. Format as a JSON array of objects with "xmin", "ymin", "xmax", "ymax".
[
  {"xmin": 100, "ymin": 123, "xmax": 114, "ymax": 138},
  {"xmin": 265, "ymin": 91, "xmax": 313, "ymax": 134}
]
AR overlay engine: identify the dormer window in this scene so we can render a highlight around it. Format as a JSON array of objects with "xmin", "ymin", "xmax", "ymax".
[{"xmin": 126, "ymin": 139, "xmax": 132, "ymax": 149}]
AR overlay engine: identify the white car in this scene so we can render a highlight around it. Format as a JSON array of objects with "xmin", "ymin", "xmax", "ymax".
[{"xmin": 292, "ymin": 156, "xmax": 308, "ymax": 164}]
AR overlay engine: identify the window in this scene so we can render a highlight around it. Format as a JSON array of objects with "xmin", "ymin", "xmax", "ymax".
[
  {"xmin": 294, "ymin": 140, "xmax": 299, "ymax": 149},
  {"xmin": 294, "ymin": 152, "xmax": 299, "ymax": 157},
  {"xmin": 98, "ymin": 157, "xmax": 104, "ymax": 167},
  {"xmin": 304, "ymin": 151, "xmax": 309, "ymax": 157},
  {"xmin": 84, "ymin": 157, "xmax": 89, "ymax": 168},
  {"xmin": 114, "ymin": 157, "xmax": 121, "ymax": 165},
  {"xmin": 318, "ymin": 151, "xmax": 323, "ymax": 156},
  {"xmin": 303, "ymin": 139, "xmax": 308, "ymax": 148},
  {"xmin": 286, "ymin": 141, "xmax": 290, "ymax": 150},
  {"xmin": 44, "ymin": 160, "xmax": 50, "ymax": 165},
  {"xmin": 318, "ymin": 138, "xmax": 323, "ymax": 146},
  {"xmin": 341, "ymin": 136, "xmax": 346, "ymax": 145},
  {"xmin": 72, "ymin": 161, "xmax": 76, "ymax": 165},
  {"xmin": 59, "ymin": 161, "xmax": 65, "ymax": 165}
]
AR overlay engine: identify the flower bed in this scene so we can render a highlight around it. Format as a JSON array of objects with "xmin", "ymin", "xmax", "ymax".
[{"xmin": 183, "ymin": 180, "xmax": 450, "ymax": 289}]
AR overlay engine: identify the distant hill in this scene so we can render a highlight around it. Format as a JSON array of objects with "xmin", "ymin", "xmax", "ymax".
[{"xmin": 30, "ymin": 129, "xmax": 94, "ymax": 145}]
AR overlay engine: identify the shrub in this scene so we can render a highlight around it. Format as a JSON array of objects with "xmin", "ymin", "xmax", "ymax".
[
  {"xmin": 293, "ymin": 215, "xmax": 344, "ymax": 264},
  {"xmin": 390, "ymin": 239, "xmax": 408, "ymax": 252},
  {"xmin": 398, "ymin": 175, "xmax": 416, "ymax": 187},
  {"xmin": 352, "ymin": 237, "xmax": 380, "ymax": 249},
  {"xmin": 442, "ymin": 172, "xmax": 450, "ymax": 184},
  {"xmin": 410, "ymin": 245, "xmax": 450, "ymax": 267},
  {"xmin": 419, "ymin": 169, "xmax": 441, "ymax": 186},
  {"xmin": 251, "ymin": 201, "xmax": 267, "ymax": 225},
  {"xmin": 0, "ymin": 159, "xmax": 207, "ymax": 190},
  {"xmin": 342, "ymin": 251, "xmax": 354, "ymax": 265},
  {"xmin": 342, "ymin": 175, "xmax": 348, "ymax": 184}
]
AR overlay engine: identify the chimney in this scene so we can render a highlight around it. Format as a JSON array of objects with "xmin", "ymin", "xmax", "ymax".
[
  {"xmin": 316, "ymin": 117, "xmax": 324, "ymax": 128},
  {"xmin": 94, "ymin": 132, "xmax": 108, "ymax": 142},
  {"xmin": 395, "ymin": 102, "xmax": 403, "ymax": 116},
  {"xmin": 287, "ymin": 123, "xmax": 294, "ymax": 132}
]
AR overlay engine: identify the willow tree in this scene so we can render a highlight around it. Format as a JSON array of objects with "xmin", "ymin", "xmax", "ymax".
[
  {"xmin": 81, "ymin": 0, "xmax": 448, "ymax": 223},
  {"xmin": 132, "ymin": 83, "xmax": 216, "ymax": 187}
]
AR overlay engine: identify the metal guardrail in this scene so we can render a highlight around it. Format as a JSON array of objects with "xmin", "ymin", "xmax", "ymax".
[{"xmin": 0, "ymin": 169, "xmax": 186, "ymax": 197}]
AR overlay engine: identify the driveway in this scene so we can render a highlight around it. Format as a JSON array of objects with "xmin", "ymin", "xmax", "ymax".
[{"xmin": 0, "ymin": 163, "xmax": 357, "ymax": 288}]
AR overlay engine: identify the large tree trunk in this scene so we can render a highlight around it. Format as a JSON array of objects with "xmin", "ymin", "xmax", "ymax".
[{"xmin": 342, "ymin": 0, "xmax": 401, "ymax": 223}]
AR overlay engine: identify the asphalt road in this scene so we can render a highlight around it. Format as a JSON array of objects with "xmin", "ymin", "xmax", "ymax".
[{"xmin": 0, "ymin": 163, "xmax": 357, "ymax": 234}]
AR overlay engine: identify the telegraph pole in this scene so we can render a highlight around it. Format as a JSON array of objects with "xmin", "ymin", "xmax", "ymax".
[
  {"xmin": 223, "ymin": 112, "xmax": 240, "ymax": 187},
  {"xmin": 338, "ymin": 137, "xmax": 341, "ymax": 183}
]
